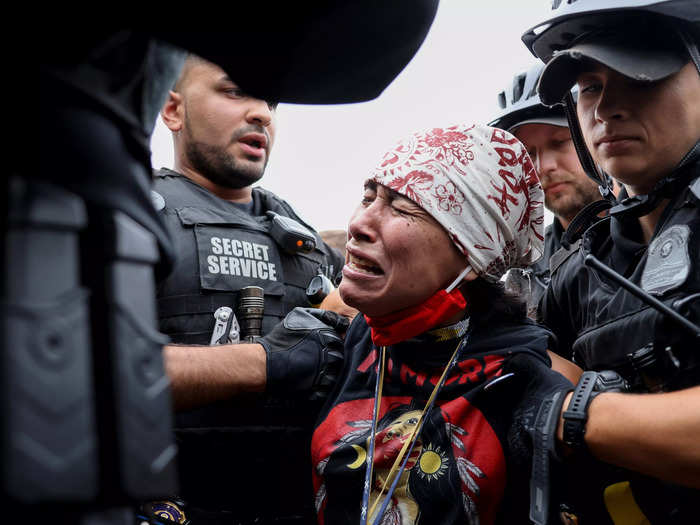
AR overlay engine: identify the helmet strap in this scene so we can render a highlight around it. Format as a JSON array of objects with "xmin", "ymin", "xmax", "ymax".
[
  {"xmin": 563, "ymin": 92, "xmax": 615, "ymax": 201},
  {"xmin": 609, "ymin": 139, "xmax": 700, "ymax": 219}
]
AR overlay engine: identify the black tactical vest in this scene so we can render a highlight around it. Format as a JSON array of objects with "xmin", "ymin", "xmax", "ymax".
[
  {"xmin": 152, "ymin": 169, "xmax": 343, "ymax": 522},
  {"xmin": 154, "ymin": 169, "xmax": 342, "ymax": 343},
  {"xmin": 541, "ymin": 166, "xmax": 700, "ymax": 525},
  {"xmin": 542, "ymin": 169, "xmax": 700, "ymax": 385}
]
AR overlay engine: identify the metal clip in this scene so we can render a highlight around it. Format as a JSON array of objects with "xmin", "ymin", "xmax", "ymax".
[{"xmin": 210, "ymin": 307, "xmax": 240, "ymax": 345}]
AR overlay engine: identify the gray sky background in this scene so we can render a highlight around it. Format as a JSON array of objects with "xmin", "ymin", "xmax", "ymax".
[{"xmin": 150, "ymin": 0, "xmax": 555, "ymax": 232}]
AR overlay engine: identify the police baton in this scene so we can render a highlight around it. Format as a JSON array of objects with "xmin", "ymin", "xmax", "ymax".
[{"xmin": 583, "ymin": 254, "xmax": 700, "ymax": 339}]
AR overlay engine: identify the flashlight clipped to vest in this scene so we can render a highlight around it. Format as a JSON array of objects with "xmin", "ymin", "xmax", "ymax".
[
  {"xmin": 210, "ymin": 286, "xmax": 264, "ymax": 344},
  {"xmin": 238, "ymin": 285, "xmax": 265, "ymax": 343}
]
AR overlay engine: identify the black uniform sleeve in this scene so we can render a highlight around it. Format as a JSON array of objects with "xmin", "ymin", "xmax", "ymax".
[{"xmin": 538, "ymin": 270, "xmax": 575, "ymax": 361}]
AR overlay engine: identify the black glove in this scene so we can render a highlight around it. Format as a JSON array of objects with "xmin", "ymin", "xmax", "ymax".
[
  {"xmin": 259, "ymin": 307, "xmax": 349, "ymax": 400},
  {"xmin": 501, "ymin": 353, "xmax": 574, "ymax": 525},
  {"xmin": 501, "ymin": 356, "xmax": 629, "ymax": 525}
]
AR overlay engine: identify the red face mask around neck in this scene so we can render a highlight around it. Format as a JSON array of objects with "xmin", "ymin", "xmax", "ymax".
[{"xmin": 364, "ymin": 287, "xmax": 467, "ymax": 346}]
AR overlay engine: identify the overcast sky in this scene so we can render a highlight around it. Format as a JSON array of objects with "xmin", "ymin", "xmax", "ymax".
[{"xmin": 150, "ymin": 0, "xmax": 555, "ymax": 232}]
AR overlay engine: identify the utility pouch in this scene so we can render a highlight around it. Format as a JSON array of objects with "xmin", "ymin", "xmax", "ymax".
[{"xmin": 2, "ymin": 176, "xmax": 97, "ymax": 501}]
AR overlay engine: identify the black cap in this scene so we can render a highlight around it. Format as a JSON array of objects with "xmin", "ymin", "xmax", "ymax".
[{"xmin": 538, "ymin": 29, "xmax": 688, "ymax": 105}]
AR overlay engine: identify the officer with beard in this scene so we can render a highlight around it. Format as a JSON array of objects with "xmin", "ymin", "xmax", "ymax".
[
  {"xmin": 491, "ymin": 63, "xmax": 605, "ymax": 316},
  {"xmin": 151, "ymin": 55, "xmax": 344, "ymax": 525}
]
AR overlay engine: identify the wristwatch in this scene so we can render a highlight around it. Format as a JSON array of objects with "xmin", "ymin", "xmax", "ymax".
[
  {"xmin": 562, "ymin": 371, "xmax": 599, "ymax": 449},
  {"xmin": 562, "ymin": 370, "xmax": 629, "ymax": 449}
]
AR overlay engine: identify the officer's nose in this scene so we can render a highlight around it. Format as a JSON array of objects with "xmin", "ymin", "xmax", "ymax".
[
  {"xmin": 536, "ymin": 148, "xmax": 558, "ymax": 180},
  {"xmin": 246, "ymin": 99, "xmax": 274, "ymax": 127}
]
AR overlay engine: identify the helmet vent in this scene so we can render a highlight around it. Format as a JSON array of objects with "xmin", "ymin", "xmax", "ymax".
[
  {"xmin": 513, "ymin": 74, "xmax": 526, "ymax": 102},
  {"xmin": 497, "ymin": 91, "xmax": 506, "ymax": 109}
]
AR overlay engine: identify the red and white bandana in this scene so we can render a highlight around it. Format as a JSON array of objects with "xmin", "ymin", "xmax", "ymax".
[{"xmin": 370, "ymin": 123, "xmax": 544, "ymax": 281}]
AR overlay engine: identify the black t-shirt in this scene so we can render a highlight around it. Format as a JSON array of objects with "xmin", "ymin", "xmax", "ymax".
[{"xmin": 312, "ymin": 314, "xmax": 570, "ymax": 525}]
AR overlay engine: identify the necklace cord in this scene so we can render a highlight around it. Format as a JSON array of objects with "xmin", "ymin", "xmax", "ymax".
[{"xmin": 362, "ymin": 333, "xmax": 471, "ymax": 525}]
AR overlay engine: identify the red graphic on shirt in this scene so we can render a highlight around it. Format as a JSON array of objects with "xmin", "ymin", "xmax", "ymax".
[
  {"xmin": 311, "ymin": 393, "xmax": 506, "ymax": 525},
  {"xmin": 373, "ymin": 409, "xmax": 424, "ymax": 470},
  {"xmin": 356, "ymin": 353, "xmax": 505, "ymax": 393},
  {"xmin": 358, "ymin": 348, "xmax": 379, "ymax": 373},
  {"xmin": 313, "ymin": 354, "xmax": 508, "ymax": 524}
]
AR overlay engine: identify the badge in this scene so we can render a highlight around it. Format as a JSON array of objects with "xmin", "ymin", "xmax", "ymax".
[
  {"xmin": 151, "ymin": 190, "xmax": 166, "ymax": 211},
  {"xmin": 641, "ymin": 224, "xmax": 691, "ymax": 295},
  {"xmin": 144, "ymin": 499, "xmax": 187, "ymax": 524}
]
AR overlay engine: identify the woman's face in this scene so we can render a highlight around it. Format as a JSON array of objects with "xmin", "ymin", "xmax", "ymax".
[{"xmin": 339, "ymin": 182, "xmax": 467, "ymax": 317}]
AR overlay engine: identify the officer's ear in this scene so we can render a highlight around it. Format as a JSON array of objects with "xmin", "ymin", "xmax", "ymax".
[{"xmin": 161, "ymin": 90, "xmax": 184, "ymax": 132}]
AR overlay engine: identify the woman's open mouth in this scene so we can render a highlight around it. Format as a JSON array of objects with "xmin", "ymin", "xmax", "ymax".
[{"xmin": 346, "ymin": 253, "xmax": 383, "ymax": 275}]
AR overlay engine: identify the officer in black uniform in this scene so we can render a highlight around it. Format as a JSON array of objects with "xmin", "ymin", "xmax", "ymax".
[
  {"xmin": 520, "ymin": 0, "xmax": 700, "ymax": 522},
  {"xmin": 490, "ymin": 63, "xmax": 602, "ymax": 316},
  {"xmin": 150, "ymin": 55, "xmax": 345, "ymax": 524}
]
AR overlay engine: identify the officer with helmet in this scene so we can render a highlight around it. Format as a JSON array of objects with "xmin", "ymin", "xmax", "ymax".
[
  {"xmin": 490, "ymin": 63, "xmax": 603, "ymax": 317},
  {"xmin": 513, "ymin": 0, "xmax": 700, "ymax": 523}
]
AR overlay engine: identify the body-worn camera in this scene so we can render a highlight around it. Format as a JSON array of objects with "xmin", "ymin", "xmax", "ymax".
[{"xmin": 267, "ymin": 211, "xmax": 316, "ymax": 254}]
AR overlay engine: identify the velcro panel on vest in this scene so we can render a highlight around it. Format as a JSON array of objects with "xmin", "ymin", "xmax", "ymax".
[{"xmin": 195, "ymin": 225, "xmax": 286, "ymax": 295}]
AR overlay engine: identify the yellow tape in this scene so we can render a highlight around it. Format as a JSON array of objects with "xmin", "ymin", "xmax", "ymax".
[{"xmin": 603, "ymin": 481, "xmax": 651, "ymax": 525}]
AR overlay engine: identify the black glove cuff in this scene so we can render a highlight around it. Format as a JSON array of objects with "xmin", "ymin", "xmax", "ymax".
[
  {"xmin": 562, "ymin": 371, "xmax": 598, "ymax": 450},
  {"xmin": 263, "ymin": 342, "xmax": 286, "ymax": 396}
]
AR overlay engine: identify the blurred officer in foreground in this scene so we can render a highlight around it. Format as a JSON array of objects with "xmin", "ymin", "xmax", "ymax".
[
  {"xmin": 491, "ymin": 63, "xmax": 603, "ymax": 317},
  {"xmin": 512, "ymin": 0, "xmax": 700, "ymax": 523},
  {"xmin": 152, "ymin": 55, "xmax": 343, "ymax": 525},
  {"xmin": 10, "ymin": 3, "xmax": 439, "ymax": 524}
]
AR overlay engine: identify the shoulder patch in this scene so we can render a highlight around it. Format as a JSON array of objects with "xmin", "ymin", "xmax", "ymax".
[
  {"xmin": 549, "ymin": 239, "xmax": 581, "ymax": 275},
  {"xmin": 641, "ymin": 224, "xmax": 691, "ymax": 295},
  {"xmin": 150, "ymin": 190, "xmax": 166, "ymax": 212}
]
